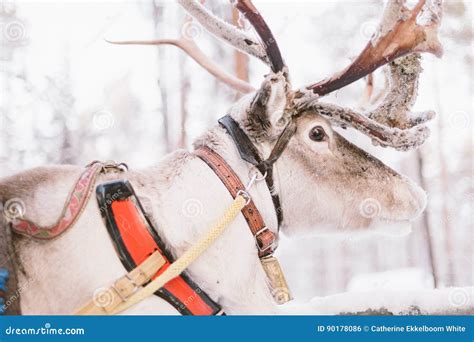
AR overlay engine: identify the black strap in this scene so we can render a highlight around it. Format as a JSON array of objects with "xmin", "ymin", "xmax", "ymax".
[
  {"xmin": 218, "ymin": 115, "xmax": 292, "ymax": 229},
  {"xmin": 96, "ymin": 180, "xmax": 223, "ymax": 316}
]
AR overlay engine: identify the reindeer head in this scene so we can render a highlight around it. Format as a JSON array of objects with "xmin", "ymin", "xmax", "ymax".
[{"xmin": 110, "ymin": 0, "xmax": 443, "ymax": 236}]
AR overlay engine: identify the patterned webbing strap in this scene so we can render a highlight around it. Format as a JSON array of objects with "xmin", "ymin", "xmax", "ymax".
[{"xmin": 9, "ymin": 161, "xmax": 123, "ymax": 240}]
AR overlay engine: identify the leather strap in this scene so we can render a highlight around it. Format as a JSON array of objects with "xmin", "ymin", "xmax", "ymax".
[
  {"xmin": 218, "ymin": 115, "xmax": 295, "ymax": 229},
  {"xmin": 76, "ymin": 251, "xmax": 166, "ymax": 315},
  {"xmin": 194, "ymin": 146, "xmax": 293, "ymax": 305},
  {"xmin": 195, "ymin": 146, "xmax": 276, "ymax": 258},
  {"xmin": 96, "ymin": 180, "xmax": 223, "ymax": 316},
  {"xmin": 218, "ymin": 116, "xmax": 262, "ymax": 166}
]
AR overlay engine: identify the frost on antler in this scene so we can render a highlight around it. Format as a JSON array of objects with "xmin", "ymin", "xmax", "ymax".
[
  {"xmin": 176, "ymin": 0, "xmax": 268, "ymax": 65},
  {"xmin": 295, "ymin": 101, "xmax": 431, "ymax": 151},
  {"xmin": 368, "ymin": 54, "xmax": 435, "ymax": 130}
]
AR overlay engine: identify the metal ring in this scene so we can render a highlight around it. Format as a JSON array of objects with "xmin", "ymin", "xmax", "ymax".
[
  {"xmin": 236, "ymin": 190, "xmax": 251, "ymax": 206},
  {"xmin": 248, "ymin": 166, "xmax": 267, "ymax": 182},
  {"xmin": 101, "ymin": 160, "xmax": 128, "ymax": 173}
]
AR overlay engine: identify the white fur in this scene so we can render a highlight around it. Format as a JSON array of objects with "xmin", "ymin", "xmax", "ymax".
[
  {"xmin": 11, "ymin": 130, "xmax": 279, "ymax": 315},
  {"xmin": 2, "ymin": 78, "xmax": 427, "ymax": 315}
]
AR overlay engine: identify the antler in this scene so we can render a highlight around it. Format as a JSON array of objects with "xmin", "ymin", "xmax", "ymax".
[
  {"xmin": 232, "ymin": 0, "xmax": 285, "ymax": 73},
  {"xmin": 176, "ymin": 0, "xmax": 267, "ymax": 65},
  {"xmin": 178, "ymin": 0, "xmax": 285, "ymax": 73},
  {"xmin": 107, "ymin": 0, "xmax": 286, "ymax": 93},
  {"xmin": 304, "ymin": 0, "xmax": 442, "ymax": 96},
  {"xmin": 107, "ymin": 0, "xmax": 442, "ymax": 150},
  {"xmin": 295, "ymin": 0, "xmax": 443, "ymax": 150},
  {"xmin": 106, "ymin": 37, "xmax": 255, "ymax": 94}
]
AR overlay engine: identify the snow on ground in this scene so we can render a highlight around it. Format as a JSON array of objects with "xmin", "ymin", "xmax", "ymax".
[
  {"xmin": 347, "ymin": 268, "xmax": 434, "ymax": 292},
  {"xmin": 309, "ymin": 287, "xmax": 474, "ymax": 315},
  {"xmin": 282, "ymin": 269, "xmax": 472, "ymax": 315}
]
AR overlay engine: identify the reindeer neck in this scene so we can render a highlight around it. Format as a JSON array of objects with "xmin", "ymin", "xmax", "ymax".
[
  {"xmin": 194, "ymin": 123, "xmax": 279, "ymax": 235},
  {"xmin": 137, "ymin": 125, "xmax": 280, "ymax": 313}
]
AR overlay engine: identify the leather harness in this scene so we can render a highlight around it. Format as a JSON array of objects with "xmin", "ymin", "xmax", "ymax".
[
  {"xmin": 96, "ymin": 180, "xmax": 224, "ymax": 315},
  {"xmin": 217, "ymin": 115, "xmax": 296, "ymax": 229},
  {"xmin": 195, "ymin": 146, "xmax": 276, "ymax": 257},
  {"xmin": 9, "ymin": 115, "xmax": 296, "ymax": 315},
  {"xmin": 193, "ymin": 115, "xmax": 295, "ymax": 304},
  {"xmin": 218, "ymin": 116, "xmax": 283, "ymax": 228}
]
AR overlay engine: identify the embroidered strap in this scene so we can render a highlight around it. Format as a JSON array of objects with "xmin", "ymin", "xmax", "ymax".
[
  {"xmin": 195, "ymin": 146, "xmax": 276, "ymax": 258},
  {"xmin": 9, "ymin": 161, "xmax": 125, "ymax": 240}
]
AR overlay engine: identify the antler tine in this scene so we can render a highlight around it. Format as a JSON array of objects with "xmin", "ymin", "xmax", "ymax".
[
  {"xmin": 368, "ymin": 54, "xmax": 435, "ymax": 130},
  {"xmin": 107, "ymin": 0, "xmax": 286, "ymax": 93},
  {"xmin": 298, "ymin": 101, "xmax": 431, "ymax": 151},
  {"xmin": 176, "ymin": 0, "xmax": 269, "ymax": 66},
  {"xmin": 178, "ymin": 0, "xmax": 286, "ymax": 74},
  {"xmin": 232, "ymin": 0, "xmax": 285, "ymax": 73},
  {"xmin": 296, "ymin": 55, "xmax": 435, "ymax": 150},
  {"xmin": 106, "ymin": 38, "xmax": 255, "ymax": 94},
  {"xmin": 304, "ymin": 0, "xmax": 443, "ymax": 97},
  {"xmin": 294, "ymin": 0, "xmax": 443, "ymax": 151}
]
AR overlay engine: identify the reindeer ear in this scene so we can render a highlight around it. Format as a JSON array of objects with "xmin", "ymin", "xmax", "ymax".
[{"xmin": 247, "ymin": 72, "xmax": 289, "ymax": 135}]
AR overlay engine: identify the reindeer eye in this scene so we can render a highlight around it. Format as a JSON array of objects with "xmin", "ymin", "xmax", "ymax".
[{"xmin": 309, "ymin": 126, "xmax": 326, "ymax": 142}]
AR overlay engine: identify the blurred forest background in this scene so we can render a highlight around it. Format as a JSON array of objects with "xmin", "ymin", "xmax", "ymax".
[{"xmin": 0, "ymin": 0, "xmax": 472, "ymax": 299}]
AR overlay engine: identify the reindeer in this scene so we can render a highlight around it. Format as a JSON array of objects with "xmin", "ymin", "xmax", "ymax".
[{"xmin": 0, "ymin": 0, "xmax": 442, "ymax": 315}]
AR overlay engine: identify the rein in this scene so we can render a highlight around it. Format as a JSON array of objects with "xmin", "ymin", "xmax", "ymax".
[{"xmin": 218, "ymin": 115, "xmax": 296, "ymax": 229}]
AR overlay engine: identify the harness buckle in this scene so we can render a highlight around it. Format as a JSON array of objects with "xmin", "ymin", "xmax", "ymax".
[
  {"xmin": 112, "ymin": 272, "xmax": 143, "ymax": 302},
  {"xmin": 254, "ymin": 226, "xmax": 275, "ymax": 253}
]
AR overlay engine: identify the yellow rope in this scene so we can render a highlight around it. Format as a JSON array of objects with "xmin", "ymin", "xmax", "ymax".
[{"xmin": 110, "ymin": 195, "xmax": 247, "ymax": 314}]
